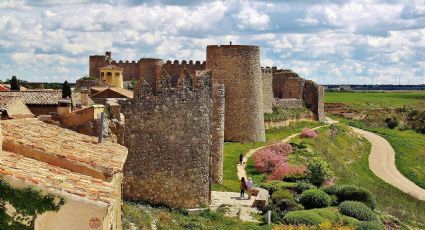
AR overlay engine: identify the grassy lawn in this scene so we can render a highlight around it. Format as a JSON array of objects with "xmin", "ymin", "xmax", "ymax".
[
  {"xmin": 212, "ymin": 120, "xmax": 321, "ymax": 192},
  {"xmin": 123, "ymin": 202, "xmax": 272, "ymax": 230},
  {"xmin": 289, "ymin": 124, "xmax": 425, "ymax": 228},
  {"xmin": 325, "ymin": 91, "xmax": 425, "ymax": 110}
]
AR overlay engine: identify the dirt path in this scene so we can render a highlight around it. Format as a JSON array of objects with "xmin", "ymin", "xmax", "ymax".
[{"xmin": 351, "ymin": 127, "xmax": 425, "ymax": 200}]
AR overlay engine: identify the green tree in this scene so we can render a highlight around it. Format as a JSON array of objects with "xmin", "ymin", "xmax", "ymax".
[
  {"xmin": 62, "ymin": 80, "xmax": 72, "ymax": 99},
  {"xmin": 10, "ymin": 76, "xmax": 20, "ymax": 91},
  {"xmin": 306, "ymin": 158, "xmax": 333, "ymax": 186}
]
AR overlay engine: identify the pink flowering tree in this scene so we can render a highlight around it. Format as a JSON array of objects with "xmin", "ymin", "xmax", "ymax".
[
  {"xmin": 267, "ymin": 164, "xmax": 306, "ymax": 181},
  {"xmin": 268, "ymin": 143, "xmax": 293, "ymax": 156},
  {"xmin": 253, "ymin": 149, "xmax": 283, "ymax": 174},
  {"xmin": 300, "ymin": 128, "xmax": 318, "ymax": 138}
]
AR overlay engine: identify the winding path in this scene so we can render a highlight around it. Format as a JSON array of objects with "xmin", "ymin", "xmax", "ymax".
[{"xmin": 351, "ymin": 127, "xmax": 425, "ymax": 200}]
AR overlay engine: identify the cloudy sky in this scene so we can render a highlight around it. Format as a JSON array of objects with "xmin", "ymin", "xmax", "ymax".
[{"xmin": 0, "ymin": 0, "xmax": 424, "ymax": 84}]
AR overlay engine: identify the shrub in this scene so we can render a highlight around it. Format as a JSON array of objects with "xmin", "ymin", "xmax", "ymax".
[
  {"xmin": 299, "ymin": 189, "xmax": 331, "ymax": 209},
  {"xmin": 269, "ymin": 143, "xmax": 293, "ymax": 156},
  {"xmin": 306, "ymin": 158, "xmax": 333, "ymax": 186},
  {"xmin": 261, "ymin": 181, "xmax": 298, "ymax": 194},
  {"xmin": 356, "ymin": 221, "xmax": 386, "ymax": 230},
  {"xmin": 327, "ymin": 185, "xmax": 376, "ymax": 209},
  {"xmin": 267, "ymin": 199, "xmax": 303, "ymax": 223},
  {"xmin": 289, "ymin": 141, "xmax": 307, "ymax": 150},
  {"xmin": 295, "ymin": 181, "xmax": 316, "ymax": 194},
  {"xmin": 271, "ymin": 189, "xmax": 294, "ymax": 203},
  {"xmin": 283, "ymin": 210, "xmax": 325, "ymax": 225},
  {"xmin": 283, "ymin": 173, "xmax": 308, "ymax": 182},
  {"xmin": 267, "ymin": 164, "xmax": 306, "ymax": 181},
  {"xmin": 253, "ymin": 149, "xmax": 283, "ymax": 174},
  {"xmin": 339, "ymin": 201, "xmax": 378, "ymax": 221},
  {"xmin": 385, "ymin": 117, "xmax": 399, "ymax": 129},
  {"xmin": 300, "ymin": 128, "xmax": 318, "ymax": 138}
]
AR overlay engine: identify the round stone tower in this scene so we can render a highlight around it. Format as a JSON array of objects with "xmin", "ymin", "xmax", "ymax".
[
  {"xmin": 140, "ymin": 58, "xmax": 163, "ymax": 88},
  {"xmin": 206, "ymin": 45, "xmax": 265, "ymax": 142}
]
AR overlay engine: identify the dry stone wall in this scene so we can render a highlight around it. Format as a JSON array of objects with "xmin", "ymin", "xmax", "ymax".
[
  {"xmin": 211, "ymin": 83, "xmax": 225, "ymax": 184},
  {"xmin": 120, "ymin": 70, "xmax": 213, "ymax": 208},
  {"xmin": 206, "ymin": 45, "xmax": 265, "ymax": 142}
]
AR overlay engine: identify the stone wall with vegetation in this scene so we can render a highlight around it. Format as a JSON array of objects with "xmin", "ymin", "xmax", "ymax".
[
  {"xmin": 120, "ymin": 70, "xmax": 213, "ymax": 208},
  {"xmin": 211, "ymin": 84, "xmax": 225, "ymax": 184}
]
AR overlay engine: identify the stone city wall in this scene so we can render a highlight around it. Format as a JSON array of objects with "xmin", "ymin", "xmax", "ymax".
[
  {"xmin": 211, "ymin": 83, "xmax": 225, "ymax": 184},
  {"xmin": 261, "ymin": 67, "xmax": 274, "ymax": 113},
  {"xmin": 120, "ymin": 70, "xmax": 213, "ymax": 208}
]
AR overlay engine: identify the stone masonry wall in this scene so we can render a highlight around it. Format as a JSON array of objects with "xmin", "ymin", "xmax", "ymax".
[
  {"xmin": 261, "ymin": 68, "xmax": 273, "ymax": 113},
  {"xmin": 120, "ymin": 70, "xmax": 213, "ymax": 208},
  {"xmin": 211, "ymin": 83, "xmax": 225, "ymax": 184},
  {"xmin": 206, "ymin": 45, "xmax": 265, "ymax": 142},
  {"xmin": 303, "ymin": 80, "xmax": 325, "ymax": 122}
]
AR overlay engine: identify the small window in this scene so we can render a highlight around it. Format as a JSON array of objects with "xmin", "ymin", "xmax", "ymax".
[
  {"xmin": 100, "ymin": 72, "xmax": 104, "ymax": 76},
  {"xmin": 107, "ymin": 72, "xmax": 112, "ymax": 76},
  {"xmin": 115, "ymin": 72, "xmax": 120, "ymax": 76}
]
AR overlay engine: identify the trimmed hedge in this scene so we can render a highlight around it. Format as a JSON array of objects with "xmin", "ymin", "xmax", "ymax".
[
  {"xmin": 283, "ymin": 210, "xmax": 325, "ymax": 225},
  {"xmin": 299, "ymin": 189, "xmax": 331, "ymax": 209},
  {"xmin": 271, "ymin": 189, "xmax": 294, "ymax": 202},
  {"xmin": 339, "ymin": 201, "xmax": 378, "ymax": 221},
  {"xmin": 325, "ymin": 185, "xmax": 376, "ymax": 209},
  {"xmin": 356, "ymin": 221, "xmax": 386, "ymax": 230},
  {"xmin": 295, "ymin": 181, "xmax": 316, "ymax": 194}
]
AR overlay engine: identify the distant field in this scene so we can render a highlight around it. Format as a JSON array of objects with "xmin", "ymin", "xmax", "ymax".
[{"xmin": 325, "ymin": 91, "xmax": 425, "ymax": 110}]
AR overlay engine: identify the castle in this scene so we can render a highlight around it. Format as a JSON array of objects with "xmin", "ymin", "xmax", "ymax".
[{"xmin": 89, "ymin": 44, "xmax": 324, "ymax": 208}]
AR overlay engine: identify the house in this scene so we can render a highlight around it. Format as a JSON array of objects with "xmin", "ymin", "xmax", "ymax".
[
  {"xmin": 0, "ymin": 96, "xmax": 34, "ymax": 119},
  {"xmin": 0, "ymin": 118, "xmax": 127, "ymax": 229},
  {"xmin": 90, "ymin": 87, "xmax": 133, "ymax": 104}
]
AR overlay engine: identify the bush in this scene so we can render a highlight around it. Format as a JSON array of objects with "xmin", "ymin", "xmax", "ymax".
[
  {"xmin": 295, "ymin": 181, "xmax": 316, "ymax": 194},
  {"xmin": 385, "ymin": 117, "xmax": 399, "ymax": 129},
  {"xmin": 283, "ymin": 210, "xmax": 325, "ymax": 225},
  {"xmin": 339, "ymin": 201, "xmax": 378, "ymax": 221},
  {"xmin": 300, "ymin": 128, "xmax": 318, "ymax": 138},
  {"xmin": 289, "ymin": 141, "xmax": 307, "ymax": 150},
  {"xmin": 283, "ymin": 173, "xmax": 308, "ymax": 182},
  {"xmin": 356, "ymin": 221, "xmax": 386, "ymax": 230},
  {"xmin": 253, "ymin": 149, "xmax": 283, "ymax": 174},
  {"xmin": 299, "ymin": 189, "xmax": 331, "ymax": 209},
  {"xmin": 261, "ymin": 181, "xmax": 298, "ymax": 194},
  {"xmin": 269, "ymin": 143, "xmax": 293, "ymax": 155},
  {"xmin": 306, "ymin": 158, "xmax": 333, "ymax": 186},
  {"xmin": 271, "ymin": 189, "xmax": 294, "ymax": 203},
  {"xmin": 267, "ymin": 199, "xmax": 303, "ymax": 223},
  {"xmin": 267, "ymin": 164, "xmax": 306, "ymax": 181},
  {"xmin": 326, "ymin": 185, "xmax": 376, "ymax": 209}
]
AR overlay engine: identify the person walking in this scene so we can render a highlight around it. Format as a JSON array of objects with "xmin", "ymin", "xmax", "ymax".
[
  {"xmin": 246, "ymin": 177, "xmax": 254, "ymax": 199},
  {"xmin": 239, "ymin": 152, "xmax": 244, "ymax": 165},
  {"xmin": 240, "ymin": 177, "xmax": 247, "ymax": 199}
]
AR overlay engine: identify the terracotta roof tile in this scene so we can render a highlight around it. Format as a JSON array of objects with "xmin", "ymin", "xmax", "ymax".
[{"xmin": 0, "ymin": 90, "xmax": 62, "ymax": 105}]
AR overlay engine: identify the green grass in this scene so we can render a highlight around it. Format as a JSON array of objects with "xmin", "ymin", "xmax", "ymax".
[
  {"xmin": 325, "ymin": 91, "xmax": 425, "ymax": 110},
  {"xmin": 290, "ymin": 124, "xmax": 425, "ymax": 228},
  {"xmin": 123, "ymin": 202, "xmax": 272, "ymax": 230},
  {"xmin": 213, "ymin": 120, "xmax": 321, "ymax": 192},
  {"xmin": 264, "ymin": 107, "xmax": 312, "ymax": 122}
]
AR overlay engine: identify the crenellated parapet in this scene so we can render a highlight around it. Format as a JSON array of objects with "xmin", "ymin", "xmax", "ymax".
[{"xmin": 163, "ymin": 60, "xmax": 206, "ymax": 78}]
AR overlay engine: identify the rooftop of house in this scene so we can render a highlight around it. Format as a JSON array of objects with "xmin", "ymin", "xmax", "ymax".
[
  {"xmin": 0, "ymin": 96, "xmax": 34, "ymax": 118},
  {"xmin": 0, "ymin": 90, "xmax": 62, "ymax": 105},
  {"xmin": 90, "ymin": 87, "xmax": 133, "ymax": 99},
  {"xmin": 2, "ymin": 118, "xmax": 128, "ymax": 181},
  {"xmin": 0, "ymin": 150, "xmax": 116, "ymax": 204}
]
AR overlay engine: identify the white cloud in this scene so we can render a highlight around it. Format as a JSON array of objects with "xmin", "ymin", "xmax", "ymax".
[{"xmin": 237, "ymin": 2, "xmax": 270, "ymax": 30}]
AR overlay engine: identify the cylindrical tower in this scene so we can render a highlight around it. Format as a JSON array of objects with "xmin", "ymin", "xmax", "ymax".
[
  {"xmin": 211, "ymin": 83, "xmax": 225, "ymax": 183},
  {"xmin": 140, "ymin": 58, "xmax": 163, "ymax": 88},
  {"xmin": 206, "ymin": 45, "xmax": 265, "ymax": 142}
]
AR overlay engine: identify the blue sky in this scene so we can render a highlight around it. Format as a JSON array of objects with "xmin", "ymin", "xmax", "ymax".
[{"xmin": 0, "ymin": 0, "xmax": 424, "ymax": 84}]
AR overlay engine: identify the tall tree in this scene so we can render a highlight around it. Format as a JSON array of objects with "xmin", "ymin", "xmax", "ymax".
[
  {"xmin": 62, "ymin": 81, "xmax": 72, "ymax": 99},
  {"xmin": 10, "ymin": 76, "xmax": 20, "ymax": 91}
]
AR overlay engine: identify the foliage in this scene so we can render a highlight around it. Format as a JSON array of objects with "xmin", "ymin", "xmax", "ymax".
[
  {"xmin": 254, "ymin": 148, "xmax": 284, "ymax": 174},
  {"xmin": 406, "ymin": 109, "xmax": 425, "ymax": 134},
  {"xmin": 306, "ymin": 158, "xmax": 333, "ymax": 186},
  {"xmin": 283, "ymin": 208, "xmax": 358, "ymax": 226},
  {"xmin": 299, "ymin": 189, "xmax": 331, "ymax": 209},
  {"xmin": 283, "ymin": 173, "xmax": 308, "ymax": 183},
  {"xmin": 261, "ymin": 181, "xmax": 298, "ymax": 195},
  {"xmin": 289, "ymin": 141, "xmax": 307, "ymax": 151},
  {"xmin": 10, "ymin": 76, "xmax": 20, "ymax": 91},
  {"xmin": 339, "ymin": 201, "xmax": 378, "ymax": 222},
  {"xmin": 264, "ymin": 106, "xmax": 313, "ymax": 122},
  {"xmin": 62, "ymin": 80, "xmax": 72, "ymax": 99},
  {"xmin": 267, "ymin": 199, "xmax": 304, "ymax": 223},
  {"xmin": 269, "ymin": 143, "xmax": 294, "ymax": 156},
  {"xmin": 122, "ymin": 202, "xmax": 152, "ymax": 229},
  {"xmin": 384, "ymin": 117, "xmax": 398, "ymax": 129},
  {"xmin": 0, "ymin": 179, "xmax": 64, "ymax": 230},
  {"xmin": 295, "ymin": 181, "xmax": 317, "ymax": 194},
  {"xmin": 300, "ymin": 128, "xmax": 318, "ymax": 138},
  {"xmin": 355, "ymin": 221, "xmax": 385, "ymax": 230},
  {"xmin": 268, "ymin": 164, "xmax": 306, "ymax": 181},
  {"xmin": 325, "ymin": 185, "xmax": 376, "ymax": 209},
  {"xmin": 271, "ymin": 189, "xmax": 294, "ymax": 203}
]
